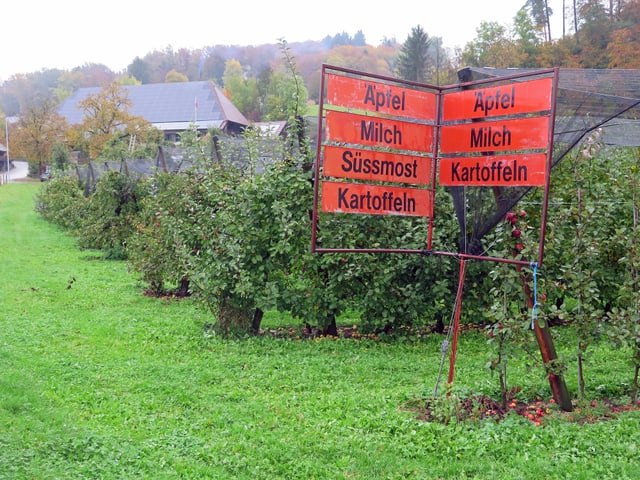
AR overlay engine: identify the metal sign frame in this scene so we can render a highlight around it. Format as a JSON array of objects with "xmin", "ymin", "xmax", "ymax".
[{"xmin": 312, "ymin": 64, "xmax": 559, "ymax": 268}]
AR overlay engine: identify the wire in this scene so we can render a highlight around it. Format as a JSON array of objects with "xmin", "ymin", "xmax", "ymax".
[
  {"xmin": 530, "ymin": 262, "xmax": 540, "ymax": 330},
  {"xmin": 433, "ymin": 258, "xmax": 464, "ymax": 398},
  {"xmin": 433, "ymin": 299, "xmax": 456, "ymax": 398}
]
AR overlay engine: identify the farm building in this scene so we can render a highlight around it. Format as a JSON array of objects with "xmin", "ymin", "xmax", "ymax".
[{"xmin": 58, "ymin": 81, "xmax": 250, "ymax": 141}]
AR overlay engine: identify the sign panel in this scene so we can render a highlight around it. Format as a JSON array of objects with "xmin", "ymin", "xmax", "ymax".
[
  {"xmin": 442, "ymin": 77, "xmax": 553, "ymax": 121},
  {"xmin": 439, "ymin": 116, "xmax": 550, "ymax": 154},
  {"xmin": 326, "ymin": 73, "xmax": 437, "ymax": 121},
  {"xmin": 321, "ymin": 181, "xmax": 432, "ymax": 217},
  {"xmin": 325, "ymin": 110, "xmax": 434, "ymax": 152},
  {"xmin": 312, "ymin": 65, "xmax": 557, "ymax": 259},
  {"xmin": 323, "ymin": 145, "xmax": 431, "ymax": 185},
  {"xmin": 439, "ymin": 153, "xmax": 548, "ymax": 187}
]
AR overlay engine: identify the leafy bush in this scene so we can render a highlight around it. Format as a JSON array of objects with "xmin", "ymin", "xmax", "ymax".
[
  {"xmin": 76, "ymin": 170, "xmax": 149, "ymax": 259},
  {"xmin": 34, "ymin": 175, "xmax": 87, "ymax": 232},
  {"xmin": 127, "ymin": 172, "xmax": 195, "ymax": 296},
  {"xmin": 186, "ymin": 156, "xmax": 314, "ymax": 336}
]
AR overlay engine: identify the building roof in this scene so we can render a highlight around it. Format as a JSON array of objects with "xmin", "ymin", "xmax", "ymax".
[
  {"xmin": 253, "ymin": 120, "xmax": 288, "ymax": 136},
  {"xmin": 58, "ymin": 81, "xmax": 249, "ymax": 132}
]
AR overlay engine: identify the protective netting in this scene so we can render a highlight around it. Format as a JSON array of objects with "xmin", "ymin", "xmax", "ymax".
[
  {"xmin": 74, "ymin": 158, "xmax": 160, "ymax": 195},
  {"xmin": 72, "ymin": 147, "xmax": 186, "ymax": 195},
  {"xmin": 450, "ymin": 67, "xmax": 640, "ymax": 256}
]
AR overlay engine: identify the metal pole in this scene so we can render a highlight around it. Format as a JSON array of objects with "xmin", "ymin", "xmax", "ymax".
[
  {"xmin": 447, "ymin": 258, "xmax": 467, "ymax": 385},
  {"xmin": 517, "ymin": 264, "xmax": 573, "ymax": 411},
  {"xmin": 194, "ymin": 96, "xmax": 198, "ymax": 140},
  {"xmin": 4, "ymin": 119, "xmax": 9, "ymax": 183}
]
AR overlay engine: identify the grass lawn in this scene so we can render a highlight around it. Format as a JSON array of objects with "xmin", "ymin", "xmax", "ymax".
[{"xmin": 1, "ymin": 182, "xmax": 639, "ymax": 479}]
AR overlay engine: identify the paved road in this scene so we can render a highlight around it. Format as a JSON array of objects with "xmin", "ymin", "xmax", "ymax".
[{"xmin": 6, "ymin": 161, "xmax": 29, "ymax": 182}]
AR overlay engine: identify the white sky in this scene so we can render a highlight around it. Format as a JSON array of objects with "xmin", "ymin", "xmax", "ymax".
[{"xmin": 1, "ymin": 0, "xmax": 565, "ymax": 82}]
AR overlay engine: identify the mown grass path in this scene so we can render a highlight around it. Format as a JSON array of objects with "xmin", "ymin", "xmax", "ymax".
[{"xmin": 1, "ymin": 183, "xmax": 639, "ymax": 479}]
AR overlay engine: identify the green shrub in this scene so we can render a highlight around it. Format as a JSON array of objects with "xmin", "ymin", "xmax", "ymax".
[
  {"xmin": 127, "ymin": 172, "xmax": 193, "ymax": 296},
  {"xmin": 34, "ymin": 176, "xmax": 86, "ymax": 232},
  {"xmin": 187, "ymin": 157, "xmax": 313, "ymax": 336},
  {"xmin": 77, "ymin": 170, "xmax": 149, "ymax": 258}
]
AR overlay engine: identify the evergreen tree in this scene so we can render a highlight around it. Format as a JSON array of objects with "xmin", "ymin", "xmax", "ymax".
[
  {"xmin": 353, "ymin": 30, "xmax": 366, "ymax": 46},
  {"xmin": 50, "ymin": 142, "xmax": 70, "ymax": 171},
  {"xmin": 525, "ymin": 0, "xmax": 553, "ymax": 42},
  {"xmin": 396, "ymin": 25, "xmax": 432, "ymax": 82},
  {"xmin": 127, "ymin": 57, "xmax": 151, "ymax": 84}
]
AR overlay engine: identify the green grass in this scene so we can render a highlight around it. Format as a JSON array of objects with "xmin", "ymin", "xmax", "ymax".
[{"xmin": 1, "ymin": 183, "xmax": 639, "ymax": 479}]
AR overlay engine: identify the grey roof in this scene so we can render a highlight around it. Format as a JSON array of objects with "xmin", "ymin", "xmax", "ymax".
[{"xmin": 58, "ymin": 81, "xmax": 249, "ymax": 131}]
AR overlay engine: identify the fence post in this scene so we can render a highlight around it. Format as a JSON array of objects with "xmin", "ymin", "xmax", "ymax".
[{"xmin": 517, "ymin": 264, "xmax": 573, "ymax": 412}]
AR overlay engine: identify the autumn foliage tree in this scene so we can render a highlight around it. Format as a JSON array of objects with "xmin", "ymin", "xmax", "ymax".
[
  {"xmin": 7, "ymin": 4, "xmax": 640, "ymax": 123},
  {"xmin": 165, "ymin": 69, "xmax": 189, "ymax": 83},
  {"xmin": 607, "ymin": 1, "xmax": 640, "ymax": 68},
  {"xmin": 11, "ymin": 98, "xmax": 69, "ymax": 175},
  {"xmin": 66, "ymin": 82, "xmax": 159, "ymax": 159}
]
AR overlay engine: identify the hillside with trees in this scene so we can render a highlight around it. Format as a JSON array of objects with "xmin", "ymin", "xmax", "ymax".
[{"xmin": 1, "ymin": 1, "xmax": 639, "ymax": 120}]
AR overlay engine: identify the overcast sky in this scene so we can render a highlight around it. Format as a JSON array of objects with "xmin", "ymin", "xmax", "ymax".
[{"xmin": 2, "ymin": 0, "xmax": 565, "ymax": 82}]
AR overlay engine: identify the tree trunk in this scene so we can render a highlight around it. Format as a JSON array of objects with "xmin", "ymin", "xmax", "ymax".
[
  {"xmin": 632, "ymin": 361, "xmax": 639, "ymax": 405},
  {"xmin": 499, "ymin": 357, "xmax": 508, "ymax": 409},
  {"xmin": 176, "ymin": 277, "xmax": 190, "ymax": 297},
  {"xmin": 322, "ymin": 314, "xmax": 338, "ymax": 336},
  {"xmin": 217, "ymin": 299, "xmax": 254, "ymax": 337},
  {"xmin": 609, "ymin": 0, "xmax": 614, "ymax": 20},
  {"xmin": 577, "ymin": 350, "xmax": 585, "ymax": 400},
  {"xmin": 545, "ymin": 0, "xmax": 552, "ymax": 42},
  {"xmin": 251, "ymin": 308, "xmax": 264, "ymax": 335},
  {"xmin": 573, "ymin": 0, "xmax": 579, "ymax": 43}
]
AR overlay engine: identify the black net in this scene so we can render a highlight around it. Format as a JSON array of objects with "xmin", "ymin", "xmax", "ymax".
[{"xmin": 449, "ymin": 67, "xmax": 640, "ymax": 256}]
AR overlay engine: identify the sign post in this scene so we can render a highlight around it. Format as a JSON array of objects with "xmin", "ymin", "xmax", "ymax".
[{"xmin": 312, "ymin": 65, "xmax": 572, "ymax": 411}]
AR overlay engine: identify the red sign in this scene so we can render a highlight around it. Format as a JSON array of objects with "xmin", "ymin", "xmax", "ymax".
[
  {"xmin": 439, "ymin": 116, "xmax": 550, "ymax": 154},
  {"xmin": 439, "ymin": 153, "xmax": 548, "ymax": 187},
  {"xmin": 321, "ymin": 181, "xmax": 432, "ymax": 217},
  {"xmin": 313, "ymin": 64, "xmax": 558, "ymax": 259},
  {"xmin": 325, "ymin": 110, "xmax": 435, "ymax": 152},
  {"xmin": 323, "ymin": 145, "xmax": 431, "ymax": 185},
  {"xmin": 326, "ymin": 73, "xmax": 437, "ymax": 121},
  {"xmin": 442, "ymin": 77, "xmax": 553, "ymax": 121}
]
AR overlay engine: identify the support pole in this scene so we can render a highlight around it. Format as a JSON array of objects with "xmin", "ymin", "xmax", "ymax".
[
  {"xmin": 517, "ymin": 264, "xmax": 573, "ymax": 411},
  {"xmin": 447, "ymin": 258, "xmax": 467, "ymax": 385}
]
